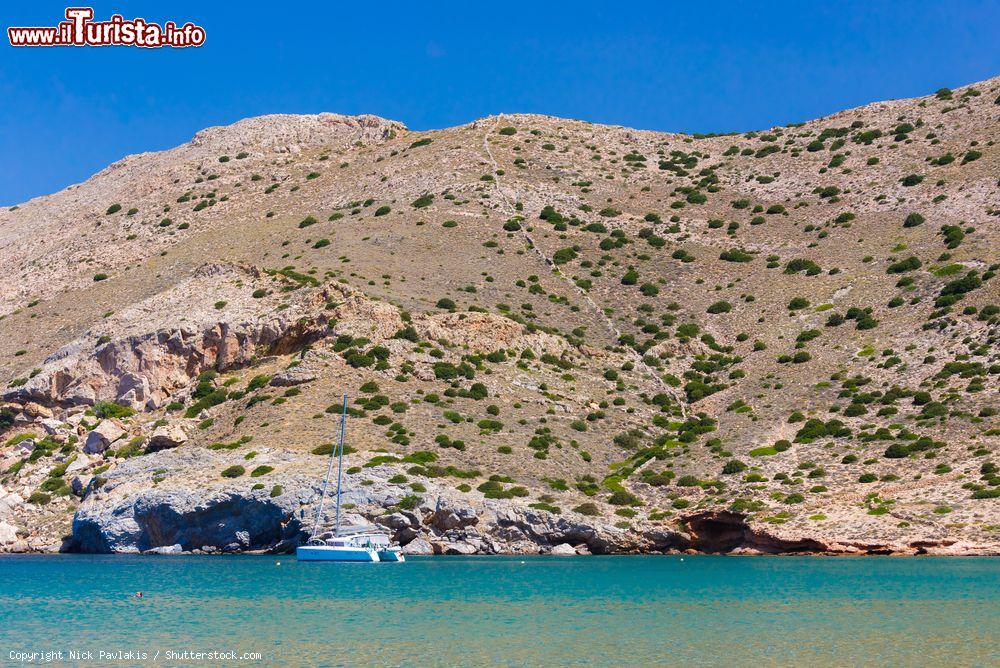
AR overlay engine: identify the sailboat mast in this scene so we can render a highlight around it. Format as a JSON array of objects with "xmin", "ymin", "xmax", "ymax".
[
  {"xmin": 333, "ymin": 394, "xmax": 348, "ymax": 537},
  {"xmin": 309, "ymin": 393, "xmax": 349, "ymax": 541}
]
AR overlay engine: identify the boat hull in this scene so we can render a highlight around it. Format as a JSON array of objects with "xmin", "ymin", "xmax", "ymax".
[
  {"xmin": 296, "ymin": 545, "xmax": 380, "ymax": 562},
  {"xmin": 378, "ymin": 549, "xmax": 405, "ymax": 562}
]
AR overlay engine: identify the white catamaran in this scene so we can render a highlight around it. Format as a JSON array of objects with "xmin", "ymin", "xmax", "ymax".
[{"xmin": 296, "ymin": 395, "xmax": 405, "ymax": 563}]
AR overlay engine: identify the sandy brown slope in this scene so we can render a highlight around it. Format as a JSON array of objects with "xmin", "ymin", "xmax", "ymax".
[{"xmin": 0, "ymin": 77, "xmax": 997, "ymax": 554}]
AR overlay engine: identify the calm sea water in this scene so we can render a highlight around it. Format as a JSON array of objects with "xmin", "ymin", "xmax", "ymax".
[{"xmin": 0, "ymin": 555, "xmax": 997, "ymax": 666}]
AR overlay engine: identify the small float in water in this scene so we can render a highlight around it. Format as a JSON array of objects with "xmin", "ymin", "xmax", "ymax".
[{"xmin": 296, "ymin": 395, "xmax": 405, "ymax": 563}]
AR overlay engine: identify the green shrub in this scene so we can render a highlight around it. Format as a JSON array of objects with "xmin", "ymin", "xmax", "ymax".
[
  {"xmin": 722, "ymin": 460, "xmax": 747, "ymax": 474},
  {"xmin": 785, "ymin": 258, "xmax": 821, "ymax": 275},
  {"xmin": 40, "ymin": 477, "xmax": 69, "ymax": 494},
  {"xmin": 887, "ymin": 256, "xmax": 921, "ymax": 273},
  {"xmin": 940, "ymin": 225, "xmax": 965, "ymax": 249},
  {"xmin": 961, "ymin": 150, "xmax": 982, "ymax": 164},
  {"xmin": 93, "ymin": 400, "xmax": 135, "ymax": 420},
  {"xmin": 553, "ymin": 247, "xmax": 578, "ymax": 265},
  {"xmin": 396, "ymin": 495, "xmax": 422, "ymax": 510},
  {"xmin": 310, "ymin": 442, "xmax": 355, "ymax": 456},
  {"xmin": 221, "ymin": 465, "xmax": 245, "ymax": 478},
  {"xmin": 720, "ymin": 249, "xmax": 753, "ymax": 263},
  {"xmin": 477, "ymin": 419, "xmax": 503, "ymax": 433},
  {"xmin": 28, "ymin": 491, "xmax": 51, "ymax": 505}
]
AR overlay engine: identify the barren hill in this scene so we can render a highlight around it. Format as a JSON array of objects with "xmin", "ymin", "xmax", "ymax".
[{"xmin": 1, "ymin": 78, "xmax": 997, "ymax": 555}]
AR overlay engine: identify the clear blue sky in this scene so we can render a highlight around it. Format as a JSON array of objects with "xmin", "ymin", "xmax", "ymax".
[{"xmin": 1, "ymin": 1, "xmax": 998, "ymax": 205}]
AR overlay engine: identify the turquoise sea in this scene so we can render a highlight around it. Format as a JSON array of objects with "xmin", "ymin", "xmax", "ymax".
[{"xmin": 1, "ymin": 555, "xmax": 998, "ymax": 666}]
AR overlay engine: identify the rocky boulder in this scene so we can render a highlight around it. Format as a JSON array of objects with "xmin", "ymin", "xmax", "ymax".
[
  {"xmin": 146, "ymin": 424, "xmax": 188, "ymax": 452},
  {"xmin": 400, "ymin": 537, "xmax": 433, "ymax": 555},
  {"xmin": 269, "ymin": 365, "xmax": 317, "ymax": 387},
  {"xmin": 0, "ymin": 521, "xmax": 19, "ymax": 546},
  {"xmin": 432, "ymin": 539, "xmax": 478, "ymax": 555},
  {"xmin": 39, "ymin": 418, "xmax": 67, "ymax": 435},
  {"xmin": 11, "ymin": 438, "xmax": 35, "ymax": 455},
  {"xmin": 376, "ymin": 512, "xmax": 416, "ymax": 531},
  {"xmin": 21, "ymin": 402, "xmax": 54, "ymax": 419},
  {"xmin": 431, "ymin": 498, "xmax": 479, "ymax": 531},
  {"xmin": 83, "ymin": 419, "xmax": 126, "ymax": 454},
  {"xmin": 70, "ymin": 475, "xmax": 93, "ymax": 497},
  {"xmin": 64, "ymin": 453, "xmax": 91, "ymax": 474},
  {"xmin": 549, "ymin": 543, "xmax": 577, "ymax": 556}
]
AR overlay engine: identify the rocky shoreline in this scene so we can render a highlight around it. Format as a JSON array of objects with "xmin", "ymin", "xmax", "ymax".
[
  {"xmin": 1, "ymin": 448, "xmax": 993, "ymax": 557},
  {"xmin": 1, "ymin": 397, "xmax": 997, "ymax": 558}
]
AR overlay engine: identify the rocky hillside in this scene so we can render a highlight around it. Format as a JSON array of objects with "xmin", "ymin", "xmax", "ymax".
[{"xmin": 0, "ymin": 79, "xmax": 998, "ymax": 555}]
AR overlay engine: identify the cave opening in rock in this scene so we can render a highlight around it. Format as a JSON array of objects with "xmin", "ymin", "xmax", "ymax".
[{"xmin": 684, "ymin": 512, "xmax": 748, "ymax": 553}]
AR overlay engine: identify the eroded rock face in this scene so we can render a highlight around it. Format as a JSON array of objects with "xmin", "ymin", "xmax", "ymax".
[
  {"xmin": 3, "ymin": 265, "xmax": 332, "ymax": 410},
  {"xmin": 268, "ymin": 366, "xmax": 317, "ymax": 387},
  {"xmin": 415, "ymin": 311, "xmax": 568, "ymax": 356},
  {"xmin": 683, "ymin": 511, "xmax": 832, "ymax": 554},
  {"xmin": 8, "ymin": 317, "xmax": 329, "ymax": 410},
  {"xmin": 72, "ymin": 487, "xmax": 306, "ymax": 553},
  {"xmin": 188, "ymin": 113, "xmax": 404, "ymax": 154},
  {"xmin": 65, "ymin": 448, "xmax": 649, "ymax": 555},
  {"xmin": 57, "ymin": 442, "xmax": 1000, "ymax": 557},
  {"xmin": 431, "ymin": 499, "xmax": 479, "ymax": 531}
]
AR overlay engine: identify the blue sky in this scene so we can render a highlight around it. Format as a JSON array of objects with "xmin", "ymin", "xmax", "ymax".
[{"xmin": 1, "ymin": 1, "xmax": 998, "ymax": 205}]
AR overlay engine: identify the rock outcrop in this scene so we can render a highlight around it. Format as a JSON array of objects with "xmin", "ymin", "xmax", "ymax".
[
  {"xmin": 83, "ymin": 419, "xmax": 126, "ymax": 454},
  {"xmin": 4, "ymin": 265, "xmax": 333, "ymax": 409},
  {"xmin": 73, "ymin": 488, "xmax": 304, "ymax": 553},
  {"xmin": 40, "ymin": 445, "xmax": 1000, "ymax": 558},
  {"xmin": 64, "ymin": 448, "xmax": 682, "ymax": 555},
  {"xmin": 146, "ymin": 424, "xmax": 188, "ymax": 452}
]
